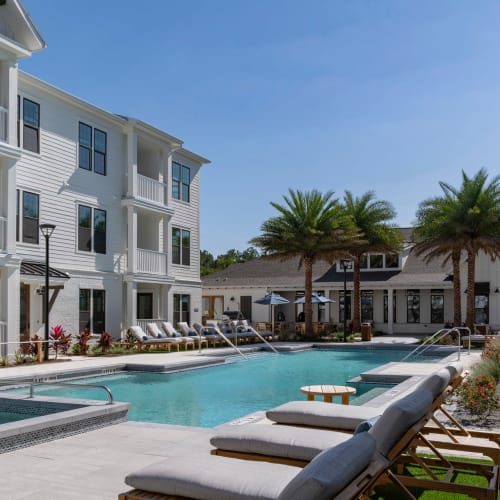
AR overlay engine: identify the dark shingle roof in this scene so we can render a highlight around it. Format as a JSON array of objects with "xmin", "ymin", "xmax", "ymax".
[{"xmin": 21, "ymin": 260, "xmax": 70, "ymax": 279}]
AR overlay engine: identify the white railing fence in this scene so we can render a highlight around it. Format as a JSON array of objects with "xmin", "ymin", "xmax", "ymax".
[
  {"xmin": 0, "ymin": 106, "xmax": 7, "ymax": 142},
  {"xmin": 137, "ymin": 174, "xmax": 166, "ymax": 205},
  {"xmin": 0, "ymin": 216, "xmax": 6, "ymax": 251},
  {"xmin": 136, "ymin": 248, "xmax": 167, "ymax": 275}
]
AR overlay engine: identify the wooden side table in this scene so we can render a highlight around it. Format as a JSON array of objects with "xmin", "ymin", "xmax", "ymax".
[{"xmin": 300, "ymin": 385, "xmax": 356, "ymax": 405}]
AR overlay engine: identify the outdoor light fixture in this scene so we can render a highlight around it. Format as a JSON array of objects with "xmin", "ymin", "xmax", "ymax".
[
  {"xmin": 40, "ymin": 223, "xmax": 56, "ymax": 362},
  {"xmin": 340, "ymin": 259, "xmax": 352, "ymax": 342}
]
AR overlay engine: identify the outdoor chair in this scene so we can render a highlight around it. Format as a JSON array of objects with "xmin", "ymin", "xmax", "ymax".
[
  {"xmin": 128, "ymin": 326, "xmax": 181, "ymax": 352},
  {"xmin": 177, "ymin": 322, "xmax": 209, "ymax": 349},
  {"xmin": 192, "ymin": 322, "xmax": 223, "ymax": 347},
  {"xmin": 240, "ymin": 319, "xmax": 274, "ymax": 340},
  {"xmin": 119, "ymin": 431, "xmax": 386, "ymax": 500},
  {"xmin": 159, "ymin": 322, "xmax": 195, "ymax": 350}
]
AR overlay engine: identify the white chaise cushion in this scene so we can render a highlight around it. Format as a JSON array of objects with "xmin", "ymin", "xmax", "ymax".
[
  {"xmin": 277, "ymin": 432, "xmax": 376, "ymax": 500},
  {"xmin": 267, "ymin": 400, "xmax": 381, "ymax": 430}
]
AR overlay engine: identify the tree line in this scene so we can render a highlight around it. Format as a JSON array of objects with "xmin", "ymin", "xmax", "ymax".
[
  {"xmin": 245, "ymin": 168, "xmax": 500, "ymax": 336},
  {"xmin": 201, "ymin": 247, "xmax": 260, "ymax": 276}
]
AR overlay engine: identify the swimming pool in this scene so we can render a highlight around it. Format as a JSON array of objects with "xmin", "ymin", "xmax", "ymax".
[{"xmin": 23, "ymin": 349, "xmax": 440, "ymax": 427}]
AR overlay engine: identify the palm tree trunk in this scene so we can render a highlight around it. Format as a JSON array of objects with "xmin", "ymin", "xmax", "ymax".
[
  {"xmin": 452, "ymin": 249, "xmax": 462, "ymax": 327},
  {"xmin": 352, "ymin": 255, "xmax": 361, "ymax": 332},
  {"xmin": 465, "ymin": 250, "xmax": 475, "ymax": 330},
  {"xmin": 304, "ymin": 257, "xmax": 313, "ymax": 336}
]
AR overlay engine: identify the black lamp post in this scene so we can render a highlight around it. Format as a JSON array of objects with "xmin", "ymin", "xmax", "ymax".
[
  {"xmin": 40, "ymin": 223, "xmax": 56, "ymax": 362},
  {"xmin": 340, "ymin": 259, "xmax": 351, "ymax": 342}
]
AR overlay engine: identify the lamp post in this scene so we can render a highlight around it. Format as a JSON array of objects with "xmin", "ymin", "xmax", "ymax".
[
  {"xmin": 40, "ymin": 223, "xmax": 56, "ymax": 362},
  {"xmin": 340, "ymin": 259, "xmax": 352, "ymax": 342}
]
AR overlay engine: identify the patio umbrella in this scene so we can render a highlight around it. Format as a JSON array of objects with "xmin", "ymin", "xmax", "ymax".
[
  {"xmin": 293, "ymin": 293, "xmax": 335, "ymax": 304},
  {"xmin": 254, "ymin": 292, "xmax": 290, "ymax": 337}
]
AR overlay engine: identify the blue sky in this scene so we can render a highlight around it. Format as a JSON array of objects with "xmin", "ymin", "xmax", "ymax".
[{"xmin": 22, "ymin": 0, "xmax": 500, "ymax": 256}]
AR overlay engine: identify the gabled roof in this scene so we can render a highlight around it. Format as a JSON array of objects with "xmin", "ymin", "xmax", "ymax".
[
  {"xmin": 202, "ymin": 256, "xmax": 332, "ymax": 288},
  {"xmin": 0, "ymin": 0, "xmax": 46, "ymax": 55}
]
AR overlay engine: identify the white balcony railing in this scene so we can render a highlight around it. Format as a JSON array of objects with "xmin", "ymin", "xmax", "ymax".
[
  {"xmin": 0, "ymin": 107, "xmax": 7, "ymax": 143},
  {"xmin": 137, "ymin": 174, "xmax": 166, "ymax": 205},
  {"xmin": 0, "ymin": 217, "xmax": 6, "ymax": 251},
  {"xmin": 136, "ymin": 248, "xmax": 167, "ymax": 275}
]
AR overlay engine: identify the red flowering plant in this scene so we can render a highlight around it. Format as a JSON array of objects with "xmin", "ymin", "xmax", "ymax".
[
  {"xmin": 50, "ymin": 325, "xmax": 72, "ymax": 359},
  {"xmin": 75, "ymin": 327, "xmax": 92, "ymax": 355},
  {"xmin": 455, "ymin": 374, "xmax": 499, "ymax": 419},
  {"xmin": 97, "ymin": 332, "xmax": 113, "ymax": 353}
]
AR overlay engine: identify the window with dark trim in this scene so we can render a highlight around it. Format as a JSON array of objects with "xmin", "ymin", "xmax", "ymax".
[
  {"xmin": 173, "ymin": 294, "xmax": 190, "ymax": 326},
  {"xmin": 78, "ymin": 122, "xmax": 107, "ymax": 175},
  {"xmin": 383, "ymin": 290, "xmax": 397, "ymax": 323},
  {"xmin": 78, "ymin": 205, "xmax": 106, "ymax": 254},
  {"xmin": 172, "ymin": 161, "xmax": 190, "ymax": 202},
  {"xmin": 339, "ymin": 291, "xmax": 351, "ymax": 322},
  {"xmin": 22, "ymin": 98, "xmax": 40, "ymax": 153},
  {"xmin": 361, "ymin": 290, "xmax": 373, "ymax": 321},
  {"xmin": 385, "ymin": 253, "xmax": 399, "ymax": 268},
  {"xmin": 430, "ymin": 290, "xmax": 444, "ymax": 323},
  {"xmin": 407, "ymin": 289, "xmax": 420, "ymax": 323},
  {"xmin": 172, "ymin": 227, "xmax": 190, "ymax": 265},
  {"xmin": 17, "ymin": 190, "xmax": 39, "ymax": 244},
  {"xmin": 137, "ymin": 293, "xmax": 153, "ymax": 320},
  {"xmin": 79, "ymin": 288, "xmax": 106, "ymax": 334}
]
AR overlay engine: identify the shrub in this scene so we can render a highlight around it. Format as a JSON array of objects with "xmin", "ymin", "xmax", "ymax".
[
  {"xmin": 75, "ymin": 328, "xmax": 92, "ymax": 355},
  {"xmin": 50, "ymin": 325, "xmax": 72, "ymax": 359},
  {"xmin": 97, "ymin": 332, "xmax": 113, "ymax": 353},
  {"xmin": 471, "ymin": 358, "xmax": 500, "ymax": 384},
  {"xmin": 455, "ymin": 374, "xmax": 499, "ymax": 419},
  {"xmin": 71, "ymin": 344, "xmax": 81, "ymax": 355},
  {"xmin": 14, "ymin": 351, "xmax": 25, "ymax": 365},
  {"xmin": 482, "ymin": 336, "xmax": 500, "ymax": 364},
  {"xmin": 1, "ymin": 355, "xmax": 9, "ymax": 367},
  {"xmin": 108, "ymin": 345, "xmax": 125, "ymax": 355}
]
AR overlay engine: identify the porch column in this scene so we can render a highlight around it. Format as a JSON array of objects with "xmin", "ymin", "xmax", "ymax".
[
  {"xmin": 127, "ymin": 206, "xmax": 137, "ymax": 274},
  {"xmin": 126, "ymin": 281, "xmax": 137, "ymax": 333},
  {"xmin": 7, "ymin": 60, "xmax": 18, "ymax": 146},
  {"xmin": 127, "ymin": 129, "xmax": 137, "ymax": 198},
  {"xmin": 387, "ymin": 289, "xmax": 394, "ymax": 334},
  {"xmin": 4, "ymin": 263, "xmax": 20, "ymax": 355},
  {"xmin": 5, "ymin": 159, "xmax": 16, "ymax": 254},
  {"xmin": 159, "ymin": 284, "xmax": 169, "ymax": 321}
]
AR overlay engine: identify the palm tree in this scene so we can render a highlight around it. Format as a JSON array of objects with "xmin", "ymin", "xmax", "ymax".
[
  {"xmin": 342, "ymin": 191, "xmax": 403, "ymax": 332},
  {"xmin": 250, "ymin": 189, "xmax": 355, "ymax": 336},
  {"xmin": 413, "ymin": 194, "xmax": 464, "ymax": 327},
  {"xmin": 440, "ymin": 169, "xmax": 500, "ymax": 330}
]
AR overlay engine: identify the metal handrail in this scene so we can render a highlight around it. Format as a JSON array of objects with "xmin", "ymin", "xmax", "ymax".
[
  {"xmin": 401, "ymin": 327, "xmax": 470, "ymax": 362},
  {"xmin": 28, "ymin": 381, "xmax": 114, "ymax": 404}
]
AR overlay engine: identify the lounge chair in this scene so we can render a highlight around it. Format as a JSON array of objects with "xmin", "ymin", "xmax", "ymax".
[
  {"xmin": 240, "ymin": 319, "xmax": 274, "ymax": 341},
  {"xmin": 128, "ymin": 326, "xmax": 181, "ymax": 352},
  {"xmin": 192, "ymin": 322, "xmax": 223, "ymax": 347},
  {"xmin": 159, "ymin": 322, "xmax": 195, "ymax": 350},
  {"xmin": 177, "ymin": 322, "xmax": 209, "ymax": 349},
  {"xmin": 120, "ymin": 431, "xmax": 383, "ymax": 500}
]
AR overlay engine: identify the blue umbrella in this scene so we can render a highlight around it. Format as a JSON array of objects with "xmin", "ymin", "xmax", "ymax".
[
  {"xmin": 293, "ymin": 293, "xmax": 335, "ymax": 304},
  {"xmin": 254, "ymin": 292, "xmax": 290, "ymax": 337}
]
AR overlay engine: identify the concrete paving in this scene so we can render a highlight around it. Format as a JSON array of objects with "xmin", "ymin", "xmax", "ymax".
[{"xmin": 0, "ymin": 339, "xmax": 488, "ymax": 499}]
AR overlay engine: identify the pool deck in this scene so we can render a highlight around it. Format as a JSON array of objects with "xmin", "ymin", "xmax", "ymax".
[{"xmin": 0, "ymin": 339, "xmax": 485, "ymax": 499}]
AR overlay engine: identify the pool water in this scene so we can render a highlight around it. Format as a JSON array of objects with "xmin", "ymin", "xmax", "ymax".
[
  {"xmin": 0, "ymin": 411, "xmax": 33, "ymax": 424},
  {"xmin": 26, "ymin": 350, "xmax": 438, "ymax": 427}
]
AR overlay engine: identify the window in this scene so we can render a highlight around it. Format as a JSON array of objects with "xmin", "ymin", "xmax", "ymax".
[
  {"xmin": 240, "ymin": 296, "xmax": 252, "ymax": 321},
  {"xmin": 359, "ymin": 255, "xmax": 368, "ymax": 269},
  {"xmin": 21, "ymin": 98, "xmax": 40, "ymax": 153},
  {"xmin": 370, "ymin": 254, "xmax": 383, "ymax": 268},
  {"xmin": 137, "ymin": 293, "xmax": 153, "ymax": 320},
  {"xmin": 172, "ymin": 227, "xmax": 190, "ymax": 265},
  {"xmin": 339, "ymin": 291, "xmax": 351, "ymax": 322},
  {"xmin": 361, "ymin": 290, "xmax": 373, "ymax": 321},
  {"xmin": 173, "ymin": 294, "xmax": 190, "ymax": 325},
  {"xmin": 79, "ymin": 289, "xmax": 106, "ymax": 334},
  {"xmin": 78, "ymin": 122, "xmax": 107, "ymax": 175},
  {"xmin": 172, "ymin": 161, "xmax": 190, "ymax": 202},
  {"xmin": 385, "ymin": 253, "xmax": 399, "ymax": 268},
  {"xmin": 383, "ymin": 290, "xmax": 397, "ymax": 323},
  {"xmin": 16, "ymin": 190, "xmax": 39, "ymax": 244},
  {"xmin": 78, "ymin": 205, "xmax": 106, "ymax": 254},
  {"xmin": 430, "ymin": 290, "xmax": 444, "ymax": 323},
  {"xmin": 407, "ymin": 289, "xmax": 420, "ymax": 323}
]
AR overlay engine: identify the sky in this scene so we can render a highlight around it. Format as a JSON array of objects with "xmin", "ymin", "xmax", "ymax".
[{"xmin": 21, "ymin": 0, "xmax": 500, "ymax": 256}]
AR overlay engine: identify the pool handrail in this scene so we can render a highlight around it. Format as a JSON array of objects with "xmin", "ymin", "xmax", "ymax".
[
  {"xmin": 27, "ymin": 381, "xmax": 114, "ymax": 404},
  {"xmin": 401, "ymin": 327, "xmax": 470, "ymax": 362},
  {"xmin": 206, "ymin": 321, "xmax": 248, "ymax": 359}
]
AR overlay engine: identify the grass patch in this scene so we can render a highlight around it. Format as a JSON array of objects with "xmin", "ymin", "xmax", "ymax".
[{"xmin": 370, "ymin": 455, "xmax": 499, "ymax": 500}]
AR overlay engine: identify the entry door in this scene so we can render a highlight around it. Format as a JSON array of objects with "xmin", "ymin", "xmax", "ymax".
[
  {"xmin": 202, "ymin": 296, "xmax": 224, "ymax": 321},
  {"xmin": 19, "ymin": 284, "xmax": 30, "ymax": 342}
]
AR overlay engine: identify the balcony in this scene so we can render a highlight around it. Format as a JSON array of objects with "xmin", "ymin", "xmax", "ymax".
[
  {"xmin": 0, "ymin": 107, "xmax": 7, "ymax": 143},
  {"xmin": 0, "ymin": 216, "xmax": 5, "ymax": 251},
  {"xmin": 136, "ymin": 248, "xmax": 167, "ymax": 275},
  {"xmin": 137, "ymin": 174, "xmax": 166, "ymax": 206}
]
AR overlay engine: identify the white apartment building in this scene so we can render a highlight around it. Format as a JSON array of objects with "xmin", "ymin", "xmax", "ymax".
[{"xmin": 0, "ymin": 0, "xmax": 209, "ymax": 354}]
